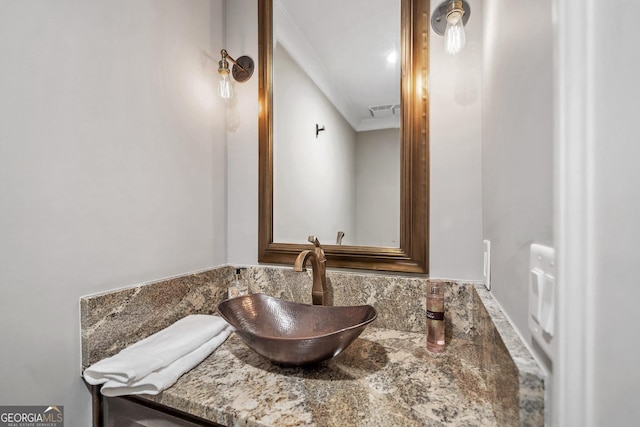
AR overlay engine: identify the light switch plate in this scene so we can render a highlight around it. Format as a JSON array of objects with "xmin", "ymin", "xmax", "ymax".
[{"xmin": 528, "ymin": 243, "xmax": 555, "ymax": 359}]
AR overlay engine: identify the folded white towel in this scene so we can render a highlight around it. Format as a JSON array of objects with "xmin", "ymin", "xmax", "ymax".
[
  {"xmin": 99, "ymin": 328, "xmax": 231, "ymax": 396},
  {"xmin": 84, "ymin": 314, "xmax": 231, "ymax": 396}
]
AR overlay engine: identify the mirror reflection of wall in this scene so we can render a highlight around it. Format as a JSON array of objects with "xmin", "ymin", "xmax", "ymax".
[
  {"xmin": 272, "ymin": 0, "xmax": 401, "ymax": 247},
  {"xmin": 273, "ymin": 44, "xmax": 357, "ymax": 245},
  {"xmin": 355, "ymin": 128, "xmax": 400, "ymax": 247}
]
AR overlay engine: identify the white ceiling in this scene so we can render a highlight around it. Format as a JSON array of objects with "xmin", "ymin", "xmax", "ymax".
[{"xmin": 275, "ymin": 0, "xmax": 401, "ymax": 131}]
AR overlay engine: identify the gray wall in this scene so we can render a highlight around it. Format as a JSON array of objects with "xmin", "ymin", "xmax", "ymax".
[
  {"xmin": 0, "ymin": 1, "xmax": 227, "ymax": 425},
  {"xmin": 428, "ymin": 0, "xmax": 484, "ymax": 280},
  {"xmin": 225, "ymin": 0, "xmax": 259, "ymax": 265},
  {"xmin": 481, "ymin": 0, "xmax": 554, "ymax": 357}
]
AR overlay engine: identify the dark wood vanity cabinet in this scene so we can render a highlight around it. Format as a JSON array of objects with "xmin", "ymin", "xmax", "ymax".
[{"xmin": 90, "ymin": 384, "xmax": 224, "ymax": 427}]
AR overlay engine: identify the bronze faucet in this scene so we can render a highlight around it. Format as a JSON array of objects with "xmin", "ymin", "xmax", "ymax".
[{"xmin": 293, "ymin": 236, "xmax": 328, "ymax": 305}]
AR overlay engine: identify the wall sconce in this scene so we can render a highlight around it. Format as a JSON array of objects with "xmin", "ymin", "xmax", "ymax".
[
  {"xmin": 218, "ymin": 49, "xmax": 254, "ymax": 100},
  {"xmin": 431, "ymin": 0, "xmax": 470, "ymax": 55}
]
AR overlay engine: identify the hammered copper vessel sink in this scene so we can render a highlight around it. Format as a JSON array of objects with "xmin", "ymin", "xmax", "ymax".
[{"xmin": 217, "ymin": 293, "xmax": 377, "ymax": 366}]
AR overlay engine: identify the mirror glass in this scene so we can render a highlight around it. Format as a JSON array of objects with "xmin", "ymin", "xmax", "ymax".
[
  {"xmin": 273, "ymin": 0, "xmax": 401, "ymax": 247},
  {"xmin": 258, "ymin": 0, "xmax": 429, "ymax": 273}
]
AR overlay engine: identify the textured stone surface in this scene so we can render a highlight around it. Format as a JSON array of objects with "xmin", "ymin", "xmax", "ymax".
[
  {"xmin": 473, "ymin": 284, "xmax": 545, "ymax": 426},
  {"xmin": 80, "ymin": 267, "xmax": 234, "ymax": 368},
  {"xmin": 80, "ymin": 266, "xmax": 545, "ymax": 426},
  {"xmin": 143, "ymin": 328, "xmax": 498, "ymax": 427},
  {"xmin": 244, "ymin": 267, "xmax": 476, "ymax": 338}
]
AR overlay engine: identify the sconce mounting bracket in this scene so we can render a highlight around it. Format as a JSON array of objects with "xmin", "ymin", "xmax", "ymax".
[{"xmin": 232, "ymin": 56, "xmax": 255, "ymax": 83}]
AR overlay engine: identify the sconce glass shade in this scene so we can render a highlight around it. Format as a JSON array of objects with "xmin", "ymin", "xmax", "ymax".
[
  {"xmin": 219, "ymin": 71, "xmax": 232, "ymax": 100},
  {"xmin": 444, "ymin": 8, "xmax": 466, "ymax": 55},
  {"xmin": 217, "ymin": 49, "xmax": 254, "ymax": 100}
]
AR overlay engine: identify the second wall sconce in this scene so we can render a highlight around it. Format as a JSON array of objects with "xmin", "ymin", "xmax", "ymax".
[
  {"xmin": 218, "ymin": 49, "xmax": 254, "ymax": 100},
  {"xmin": 431, "ymin": 0, "xmax": 470, "ymax": 56}
]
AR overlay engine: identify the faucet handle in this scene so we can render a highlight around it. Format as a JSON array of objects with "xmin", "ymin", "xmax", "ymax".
[
  {"xmin": 307, "ymin": 235, "xmax": 321, "ymax": 247},
  {"xmin": 307, "ymin": 236, "xmax": 326, "ymax": 263}
]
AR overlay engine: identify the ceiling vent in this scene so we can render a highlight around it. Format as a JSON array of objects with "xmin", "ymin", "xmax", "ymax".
[{"xmin": 368, "ymin": 104, "xmax": 394, "ymax": 118}]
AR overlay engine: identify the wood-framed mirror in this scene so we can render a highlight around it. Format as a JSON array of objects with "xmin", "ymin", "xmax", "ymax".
[{"xmin": 258, "ymin": 0, "xmax": 429, "ymax": 273}]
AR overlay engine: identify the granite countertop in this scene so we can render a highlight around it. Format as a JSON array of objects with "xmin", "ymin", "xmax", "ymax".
[
  {"xmin": 140, "ymin": 326, "xmax": 498, "ymax": 427},
  {"xmin": 81, "ymin": 267, "xmax": 544, "ymax": 426}
]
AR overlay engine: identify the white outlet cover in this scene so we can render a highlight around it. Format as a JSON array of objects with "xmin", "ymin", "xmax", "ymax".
[{"xmin": 483, "ymin": 240, "xmax": 491, "ymax": 291}]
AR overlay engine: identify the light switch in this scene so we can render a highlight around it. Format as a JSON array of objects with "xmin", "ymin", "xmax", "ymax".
[
  {"xmin": 540, "ymin": 275, "xmax": 555, "ymax": 335},
  {"xmin": 528, "ymin": 243, "xmax": 555, "ymax": 359},
  {"xmin": 529, "ymin": 268, "xmax": 544, "ymax": 323}
]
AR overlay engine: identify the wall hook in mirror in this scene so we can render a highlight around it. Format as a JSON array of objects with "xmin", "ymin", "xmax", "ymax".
[
  {"xmin": 218, "ymin": 49, "xmax": 254, "ymax": 100},
  {"xmin": 316, "ymin": 124, "xmax": 325, "ymax": 138}
]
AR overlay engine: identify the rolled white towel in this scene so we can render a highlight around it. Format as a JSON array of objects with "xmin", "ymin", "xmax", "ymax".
[{"xmin": 84, "ymin": 314, "xmax": 231, "ymax": 395}]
